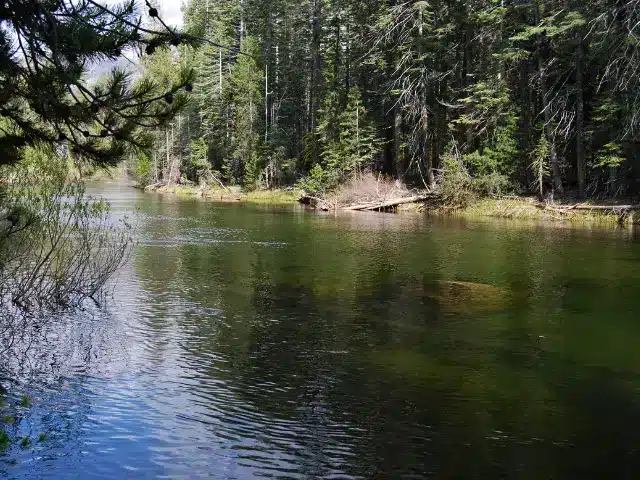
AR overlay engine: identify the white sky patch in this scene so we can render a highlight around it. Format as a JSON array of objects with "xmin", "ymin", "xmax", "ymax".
[
  {"xmin": 103, "ymin": 0, "xmax": 184, "ymax": 27},
  {"xmin": 154, "ymin": 0, "xmax": 184, "ymax": 28},
  {"xmin": 88, "ymin": 0, "xmax": 184, "ymax": 78}
]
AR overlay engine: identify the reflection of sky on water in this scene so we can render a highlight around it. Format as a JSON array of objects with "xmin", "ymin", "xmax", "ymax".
[
  {"xmin": 1, "ymin": 212, "xmax": 359, "ymax": 478},
  {"xmin": 3, "ymin": 181, "xmax": 640, "ymax": 478}
]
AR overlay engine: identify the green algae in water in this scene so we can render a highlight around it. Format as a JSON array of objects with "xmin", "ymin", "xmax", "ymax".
[
  {"xmin": 1, "ymin": 415, "xmax": 16, "ymax": 424},
  {"xmin": 0, "ymin": 429, "xmax": 10, "ymax": 451}
]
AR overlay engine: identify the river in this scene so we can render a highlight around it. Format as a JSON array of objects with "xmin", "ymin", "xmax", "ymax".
[{"xmin": 2, "ymin": 181, "xmax": 640, "ymax": 479}]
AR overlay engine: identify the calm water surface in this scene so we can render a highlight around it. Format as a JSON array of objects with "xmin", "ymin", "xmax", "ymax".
[{"xmin": 3, "ymin": 181, "xmax": 640, "ymax": 478}]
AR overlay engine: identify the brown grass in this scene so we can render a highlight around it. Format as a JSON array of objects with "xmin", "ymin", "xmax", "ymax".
[{"xmin": 327, "ymin": 173, "xmax": 414, "ymax": 207}]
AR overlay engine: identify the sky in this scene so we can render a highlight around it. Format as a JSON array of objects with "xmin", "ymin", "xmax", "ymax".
[
  {"xmin": 146, "ymin": 0, "xmax": 184, "ymax": 27},
  {"xmin": 104, "ymin": 0, "xmax": 184, "ymax": 27},
  {"xmin": 89, "ymin": 0, "xmax": 184, "ymax": 77}
]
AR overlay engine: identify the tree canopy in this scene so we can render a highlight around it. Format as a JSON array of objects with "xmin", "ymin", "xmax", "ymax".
[
  {"xmin": 133, "ymin": 0, "xmax": 640, "ymax": 200},
  {"xmin": 0, "ymin": 0, "xmax": 194, "ymax": 166}
]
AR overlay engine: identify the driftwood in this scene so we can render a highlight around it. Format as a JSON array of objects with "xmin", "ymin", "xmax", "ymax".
[
  {"xmin": 300, "ymin": 192, "xmax": 435, "ymax": 212},
  {"xmin": 570, "ymin": 204, "xmax": 640, "ymax": 211},
  {"xmin": 343, "ymin": 201, "xmax": 384, "ymax": 211},
  {"xmin": 535, "ymin": 202, "xmax": 640, "ymax": 224},
  {"xmin": 536, "ymin": 203, "xmax": 640, "ymax": 213},
  {"xmin": 344, "ymin": 194, "xmax": 435, "ymax": 211},
  {"xmin": 144, "ymin": 182, "xmax": 165, "ymax": 191},
  {"xmin": 299, "ymin": 195, "xmax": 333, "ymax": 211}
]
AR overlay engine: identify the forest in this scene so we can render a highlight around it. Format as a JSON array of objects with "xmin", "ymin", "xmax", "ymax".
[{"xmin": 132, "ymin": 0, "xmax": 640, "ymax": 201}]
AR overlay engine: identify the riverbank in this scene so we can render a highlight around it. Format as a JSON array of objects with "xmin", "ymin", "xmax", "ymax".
[
  {"xmin": 137, "ymin": 180, "xmax": 639, "ymax": 227},
  {"xmin": 426, "ymin": 198, "xmax": 640, "ymax": 227},
  {"xmin": 143, "ymin": 183, "xmax": 301, "ymax": 205}
]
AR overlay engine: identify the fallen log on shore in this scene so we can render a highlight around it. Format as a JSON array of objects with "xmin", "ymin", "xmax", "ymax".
[
  {"xmin": 300, "ymin": 192, "xmax": 436, "ymax": 212},
  {"xmin": 536, "ymin": 203, "xmax": 640, "ymax": 213},
  {"xmin": 535, "ymin": 202, "xmax": 640, "ymax": 224},
  {"xmin": 344, "ymin": 194, "xmax": 436, "ymax": 211},
  {"xmin": 144, "ymin": 182, "xmax": 165, "ymax": 191},
  {"xmin": 298, "ymin": 195, "xmax": 334, "ymax": 211},
  {"xmin": 568, "ymin": 204, "xmax": 640, "ymax": 211}
]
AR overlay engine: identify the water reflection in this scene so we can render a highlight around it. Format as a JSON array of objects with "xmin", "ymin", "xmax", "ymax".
[{"xmin": 2, "ymin": 182, "xmax": 640, "ymax": 478}]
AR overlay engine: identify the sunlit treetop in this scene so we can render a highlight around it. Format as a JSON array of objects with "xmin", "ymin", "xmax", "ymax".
[{"xmin": 0, "ymin": 0, "xmax": 196, "ymax": 166}]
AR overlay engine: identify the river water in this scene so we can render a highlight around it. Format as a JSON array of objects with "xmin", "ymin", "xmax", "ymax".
[{"xmin": 2, "ymin": 181, "xmax": 640, "ymax": 478}]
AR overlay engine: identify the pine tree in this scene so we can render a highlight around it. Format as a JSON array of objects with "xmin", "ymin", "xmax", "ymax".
[
  {"xmin": 150, "ymin": 0, "xmax": 640, "ymax": 199},
  {"xmin": 0, "ymin": 0, "xmax": 194, "ymax": 166}
]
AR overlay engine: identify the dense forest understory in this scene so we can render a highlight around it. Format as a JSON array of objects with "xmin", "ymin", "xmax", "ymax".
[{"xmin": 130, "ymin": 0, "xmax": 640, "ymax": 205}]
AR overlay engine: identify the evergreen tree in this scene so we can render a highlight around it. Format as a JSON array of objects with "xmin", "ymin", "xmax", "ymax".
[
  {"xmin": 140, "ymin": 0, "xmax": 640, "ymax": 200},
  {"xmin": 0, "ymin": 0, "xmax": 195, "ymax": 166}
]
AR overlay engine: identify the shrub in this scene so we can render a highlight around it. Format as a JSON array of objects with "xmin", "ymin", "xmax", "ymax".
[
  {"xmin": 328, "ymin": 173, "xmax": 412, "ymax": 207},
  {"xmin": 0, "ymin": 148, "xmax": 133, "ymax": 319},
  {"xmin": 436, "ymin": 147, "xmax": 475, "ymax": 207}
]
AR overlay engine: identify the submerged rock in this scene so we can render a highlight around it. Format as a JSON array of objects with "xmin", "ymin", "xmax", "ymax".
[{"xmin": 422, "ymin": 280, "xmax": 509, "ymax": 314}]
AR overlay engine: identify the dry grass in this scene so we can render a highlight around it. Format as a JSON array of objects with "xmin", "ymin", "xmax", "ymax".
[{"xmin": 327, "ymin": 173, "xmax": 415, "ymax": 207}]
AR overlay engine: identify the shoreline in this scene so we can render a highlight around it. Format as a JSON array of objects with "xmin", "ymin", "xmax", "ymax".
[
  {"xmin": 434, "ymin": 198, "xmax": 640, "ymax": 227},
  {"xmin": 137, "ymin": 183, "xmax": 639, "ymax": 227},
  {"xmin": 141, "ymin": 183, "xmax": 302, "ymax": 205}
]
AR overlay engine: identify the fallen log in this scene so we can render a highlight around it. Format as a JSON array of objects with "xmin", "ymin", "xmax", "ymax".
[
  {"xmin": 570, "ymin": 204, "xmax": 640, "ymax": 211},
  {"xmin": 345, "ymin": 194, "xmax": 435, "ymax": 211},
  {"xmin": 343, "ymin": 201, "xmax": 384, "ymax": 211},
  {"xmin": 533, "ymin": 202, "xmax": 640, "ymax": 224},
  {"xmin": 144, "ymin": 182, "xmax": 165, "ymax": 191},
  {"xmin": 298, "ymin": 195, "xmax": 333, "ymax": 211},
  {"xmin": 536, "ymin": 203, "xmax": 640, "ymax": 213}
]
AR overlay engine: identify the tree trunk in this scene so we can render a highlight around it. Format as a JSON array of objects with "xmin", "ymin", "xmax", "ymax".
[
  {"xmin": 308, "ymin": 0, "xmax": 322, "ymax": 132},
  {"xmin": 239, "ymin": 0, "xmax": 245, "ymax": 47},
  {"xmin": 265, "ymin": 2, "xmax": 273, "ymax": 143},
  {"xmin": 535, "ymin": 0, "xmax": 563, "ymax": 195},
  {"xmin": 575, "ymin": 36, "xmax": 586, "ymax": 198},
  {"xmin": 394, "ymin": 103, "xmax": 404, "ymax": 181},
  {"xmin": 165, "ymin": 127, "xmax": 170, "ymax": 181},
  {"xmin": 422, "ymin": 106, "xmax": 434, "ymax": 187},
  {"xmin": 345, "ymin": 22, "xmax": 350, "ymax": 100}
]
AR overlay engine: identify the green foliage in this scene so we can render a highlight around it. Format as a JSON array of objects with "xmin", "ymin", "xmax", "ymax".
[
  {"xmin": 227, "ymin": 37, "xmax": 264, "ymax": 186},
  {"xmin": 595, "ymin": 143, "xmax": 624, "ymax": 169},
  {"xmin": 0, "ymin": 0, "xmax": 194, "ymax": 167},
  {"xmin": 0, "ymin": 147, "xmax": 133, "ymax": 314},
  {"xmin": 325, "ymin": 90, "xmax": 382, "ymax": 175},
  {"xmin": 438, "ymin": 146, "xmax": 474, "ymax": 207},
  {"xmin": 464, "ymin": 113, "xmax": 518, "ymax": 175},
  {"xmin": 141, "ymin": 0, "xmax": 639, "ymax": 199},
  {"xmin": 132, "ymin": 153, "xmax": 154, "ymax": 183},
  {"xmin": 531, "ymin": 134, "xmax": 551, "ymax": 198},
  {"xmin": 298, "ymin": 164, "xmax": 341, "ymax": 196},
  {"xmin": 0, "ymin": 429, "xmax": 9, "ymax": 451},
  {"xmin": 305, "ymin": 88, "xmax": 382, "ymax": 193}
]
